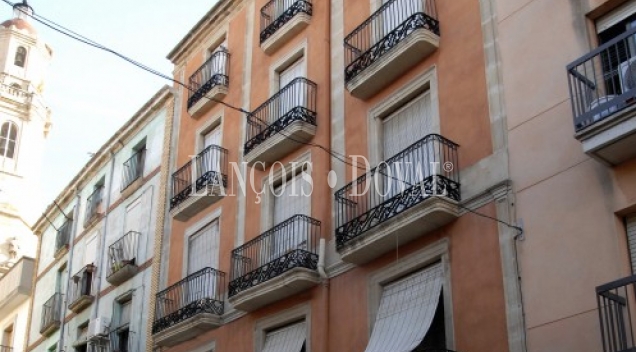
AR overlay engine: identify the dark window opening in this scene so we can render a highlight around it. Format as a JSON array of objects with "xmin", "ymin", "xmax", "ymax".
[
  {"xmin": 413, "ymin": 292, "xmax": 446, "ymax": 351},
  {"xmin": 14, "ymin": 47, "xmax": 26, "ymax": 67}
]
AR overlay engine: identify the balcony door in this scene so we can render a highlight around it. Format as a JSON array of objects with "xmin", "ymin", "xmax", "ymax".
[
  {"xmin": 379, "ymin": 0, "xmax": 423, "ymax": 43},
  {"xmin": 381, "ymin": 91, "xmax": 433, "ymax": 198},
  {"xmin": 272, "ymin": 173, "xmax": 311, "ymax": 259},
  {"xmin": 121, "ymin": 199, "xmax": 142, "ymax": 265},
  {"xmin": 208, "ymin": 39, "xmax": 228, "ymax": 82},
  {"xmin": 274, "ymin": 0, "xmax": 296, "ymax": 19},
  {"xmin": 200, "ymin": 126, "xmax": 222, "ymax": 178},
  {"xmin": 186, "ymin": 220, "xmax": 220, "ymax": 303},
  {"xmin": 278, "ymin": 58, "xmax": 306, "ymax": 119}
]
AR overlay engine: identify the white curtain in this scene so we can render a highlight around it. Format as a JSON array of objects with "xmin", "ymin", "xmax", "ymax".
[
  {"xmin": 201, "ymin": 126, "xmax": 222, "ymax": 175},
  {"xmin": 262, "ymin": 321, "xmax": 306, "ymax": 352},
  {"xmin": 380, "ymin": 0, "xmax": 423, "ymax": 43},
  {"xmin": 364, "ymin": 263, "xmax": 444, "ymax": 352}
]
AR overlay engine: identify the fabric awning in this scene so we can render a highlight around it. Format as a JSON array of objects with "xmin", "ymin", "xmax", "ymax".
[
  {"xmin": 262, "ymin": 321, "xmax": 306, "ymax": 352},
  {"xmin": 364, "ymin": 263, "xmax": 444, "ymax": 352}
]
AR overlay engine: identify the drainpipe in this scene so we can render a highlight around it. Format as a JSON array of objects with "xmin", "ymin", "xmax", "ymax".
[
  {"xmin": 91, "ymin": 150, "xmax": 118, "ymax": 323},
  {"xmin": 58, "ymin": 191, "xmax": 82, "ymax": 352},
  {"xmin": 318, "ymin": 238, "xmax": 329, "ymax": 352}
]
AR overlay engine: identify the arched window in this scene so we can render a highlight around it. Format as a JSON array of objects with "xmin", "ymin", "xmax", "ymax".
[
  {"xmin": 14, "ymin": 47, "xmax": 26, "ymax": 67},
  {"xmin": 0, "ymin": 122, "xmax": 18, "ymax": 159}
]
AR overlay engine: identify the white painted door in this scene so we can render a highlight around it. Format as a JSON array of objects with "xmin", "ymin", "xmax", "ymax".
[{"xmin": 122, "ymin": 199, "xmax": 142, "ymax": 264}]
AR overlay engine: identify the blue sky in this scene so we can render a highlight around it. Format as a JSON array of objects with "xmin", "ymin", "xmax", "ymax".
[{"xmin": 7, "ymin": 0, "xmax": 217, "ymax": 207}]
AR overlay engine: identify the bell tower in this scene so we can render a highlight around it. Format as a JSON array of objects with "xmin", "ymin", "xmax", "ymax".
[{"xmin": 0, "ymin": 0, "xmax": 52, "ymax": 272}]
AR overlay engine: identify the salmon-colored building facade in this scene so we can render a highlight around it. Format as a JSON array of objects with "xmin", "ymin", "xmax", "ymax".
[{"xmin": 148, "ymin": 1, "xmax": 524, "ymax": 351}]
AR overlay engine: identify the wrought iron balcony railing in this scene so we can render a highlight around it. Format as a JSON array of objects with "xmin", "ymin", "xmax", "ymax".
[
  {"xmin": 107, "ymin": 231, "xmax": 140, "ymax": 278},
  {"xmin": 69, "ymin": 264, "xmax": 96, "ymax": 306},
  {"xmin": 40, "ymin": 292, "xmax": 62, "ymax": 334},
  {"xmin": 85, "ymin": 187, "xmax": 104, "ymax": 226},
  {"xmin": 245, "ymin": 77, "xmax": 317, "ymax": 155},
  {"xmin": 187, "ymin": 48, "xmax": 230, "ymax": 110},
  {"xmin": 344, "ymin": 0, "xmax": 439, "ymax": 83},
  {"xmin": 152, "ymin": 267, "xmax": 225, "ymax": 334},
  {"xmin": 229, "ymin": 215, "xmax": 320, "ymax": 297},
  {"xmin": 597, "ymin": 274, "xmax": 636, "ymax": 352},
  {"xmin": 87, "ymin": 339, "xmax": 109, "ymax": 352},
  {"xmin": 260, "ymin": 0, "xmax": 312, "ymax": 44},
  {"xmin": 170, "ymin": 145, "xmax": 229, "ymax": 210},
  {"xmin": 568, "ymin": 26, "xmax": 636, "ymax": 131},
  {"xmin": 55, "ymin": 218, "xmax": 72, "ymax": 253},
  {"xmin": 121, "ymin": 149, "xmax": 145, "ymax": 192},
  {"xmin": 335, "ymin": 134, "xmax": 459, "ymax": 250}
]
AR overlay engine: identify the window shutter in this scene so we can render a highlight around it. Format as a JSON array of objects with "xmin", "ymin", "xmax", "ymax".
[
  {"xmin": 597, "ymin": 2, "xmax": 636, "ymax": 33},
  {"xmin": 262, "ymin": 321, "xmax": 306, "ymax": 352},
  {"xmin": 188, "ymin": 220, "xmax": 220, "ymax": 275},
  {"xmin": 273, "ymin": 173, "xmax": 310, "ymax": 225},
  {"xmin": 627, "ymin": 215, "xmax": 636, "ymax": 274},
  {"xmin": 124, "ymin": 199, "xmax": 143, "ymax": 234},
  {"xmin": 364, "ymin": 263, "xmax": 444, "ymax": 352},
  {"xmin": 382, "ymin": 91, "xmax": 433, "ymax": 160}
]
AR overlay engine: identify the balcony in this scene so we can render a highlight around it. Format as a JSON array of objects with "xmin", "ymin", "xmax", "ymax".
[
  {"xmin": 106, "ymin": 231, "xmax": 140, "ymax": 286},
  {"xmin": 596, "ymin": 274, "xmax": 636, "ymax": 352},
  {"xmin": 121, "ymin": 149, "xmax": 145, "ymax": 193},
  {"xmin": 344, "ymin": 0, "xmax": 439, "ymax": 99},
  {"xmin": 335, "ymin": 134, "xmax": 460, "ymax": 265},
  {"xmin": 40, "ymin": 292, "xmax": 62, "ymax": 336},
  {"xmin": 260, "ymin": 0, "xmax": 312, "ymax": 54},
  {"xmin": 0, "ymin": 257, "xmax": 34, "ymax": 315},
  {"xmin": 187, "ymin": 49, "xmax": 230, "ymax": 118},
  {"xmin": 152, "ymin": 267, "xmax": 225, "ymax": 347},
  {"xmin": 84, "ymin": 187, "xmax": 104, "ymax": 227},
  {"xmin": 55, "ymin": 218, "xmax": 72, "ymax": 258},
  {"xmin": 567, "ymin": 26, "xmax": 636, "ymax": 166},
  {"xmin": 68, "ymin": 264, "xmax": 96, "ymax": 313},
  {"xmin": 244, "ymin": 77, "xmax": 317, "ymax": 168},
  {"xmin": 169, "ymin": 145, "xmax": 228, "ymax": 221},
  {"xmin": 228, "ymin": 215, "xmax": 321, "ymax": 312}
]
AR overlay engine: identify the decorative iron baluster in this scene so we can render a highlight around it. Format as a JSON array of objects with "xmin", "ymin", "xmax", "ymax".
[
  {"xmin": 344, "ymin": 0, "xmax": 439, "ymax": 82},
  {"xmin": 228, "ymin": 215, "xmax": 321, "ymax": 297},
  {"xmin": 152, "ymin": 267, "xmax": 225, "ymax": 334},
  {"xmin": 334, "ymin": 134, "xmax": 459, "ymax": 250},
  {"xmin": 260, "ymin": 0, "xmax": 313, "ymax": 43},
  {"xmin": 244, "ymin": 77, "xmax": 317, "ymax": 155},
  {"xmin": 107, "ymin": 231, "xmax": 140, "ymax": 278}
]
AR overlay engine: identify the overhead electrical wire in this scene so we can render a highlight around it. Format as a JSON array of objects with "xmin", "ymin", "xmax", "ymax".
[{"xmin": 4, "ymin": 0, "xmax": 523, "ymax": 235}]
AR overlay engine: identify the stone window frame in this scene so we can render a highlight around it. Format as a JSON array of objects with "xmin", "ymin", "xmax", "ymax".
[
  {"xmin": 367, "ymin": 237, "xmax": 455, "ymax": 349},
  {"xmin": 181, "ymin": 207, "xmax": 222, "ymax": 278},
  {"xmin": 254, "ymin": 303, "xmax": 311, "ymax": 352},
  {"xmin": 268, "ymin": 39, "xmax": 308, "ymax": 96}
]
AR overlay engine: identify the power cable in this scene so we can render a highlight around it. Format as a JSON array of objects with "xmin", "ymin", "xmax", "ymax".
[{"xmin": 4, "ymin": 0, "xmax": 523, "ymax": 234}]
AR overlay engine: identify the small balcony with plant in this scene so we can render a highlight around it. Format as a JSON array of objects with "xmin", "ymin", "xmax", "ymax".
[
  {"xmin": 344, "ymin": 0, "xmax": 439, "ymax": 99},
  {"xmin": 260, "ymin": 0, "xmax": 312, "ymax": 54},
  {"xmin": 68, "ymin": 264, "xmax": 96, "ymax": 313},
  {"xmin": 244, "ymin": 77, "xmax": 317, "ymax": 168},
  {"xmin": 152, "ymin": 268, "xmax": 225, "ymax": 347},
  {"xmin": 335, "ymin": 134, "xmax": 460, "ymax": 265},
  {"xmin": 228, "ymin": 215, "xmax": 321, "ymax": 312},
  {"xmin": 169, "ymin": 145, "xmax": 229, "ymax": 221},
  {"xmin": 567, "ymin": 25, "xmax": 636, "ymax": 165},
  {"xmin": 106, "ymin": 231, "xmax": 140, "ymax": 286},
  {"xmin": 187, "ymin": 48, "xmax": 230, "ymax": 118}
]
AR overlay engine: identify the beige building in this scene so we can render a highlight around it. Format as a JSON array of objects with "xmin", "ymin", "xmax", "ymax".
[
  {"xmin": 494, "ymin": 0, "xmax": 636, "ymax": 351},
  {"xmin": 0, "ymin": 2, "xmax": 51, "ymax": 351}
]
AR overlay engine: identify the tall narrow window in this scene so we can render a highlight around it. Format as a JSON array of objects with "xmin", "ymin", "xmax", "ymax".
[
  {"xmin": 112, "ymin": 298, "xmax": 132, "ymax": 352},
  {"xmin": 14, "ymin": 46, "xmax": 26, "ymax": 67},
  {"xmin": 0, "ymin": 122, "xmax": 18, "ymax": 159}
]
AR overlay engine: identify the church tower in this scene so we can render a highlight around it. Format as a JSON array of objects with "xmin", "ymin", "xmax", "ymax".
[{"xmin": 0, "ymin": 0, "xmax": 52, "ymax": 271}]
